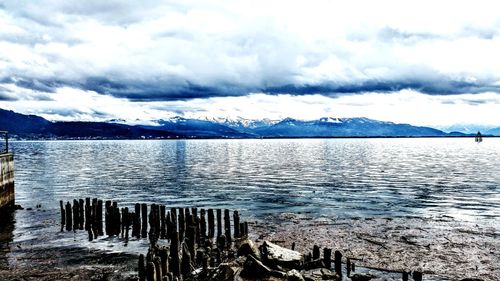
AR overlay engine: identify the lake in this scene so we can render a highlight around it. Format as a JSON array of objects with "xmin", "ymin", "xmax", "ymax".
[
  {"xmin": 2, "ymin": 138, "xmax": 500, "ymax": 258},
  {"xmin": 11, "ymin": 138, "xmax": 500, "ymax": 221}
]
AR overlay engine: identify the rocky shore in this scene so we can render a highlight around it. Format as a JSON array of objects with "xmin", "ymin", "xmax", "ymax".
[{"xmin": 1, "ymin": 205, "xmax": 498, "ymax": 281}]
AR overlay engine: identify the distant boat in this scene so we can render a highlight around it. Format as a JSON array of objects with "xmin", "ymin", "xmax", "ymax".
[{"xmin": 475, "ymin": 131, "xmax": 483, "ymax": 143}]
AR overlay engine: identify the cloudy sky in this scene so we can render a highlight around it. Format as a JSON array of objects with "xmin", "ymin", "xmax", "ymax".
[{"xmin": 1, "ymin": 0, "xmax": 500, "ymax": 129}]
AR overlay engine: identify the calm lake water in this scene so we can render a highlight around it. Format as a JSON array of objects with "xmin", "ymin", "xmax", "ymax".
[
  {"xmin": 10, "ymin": 138, "xmax": 500, "ymax": 221},
  {"xmin": 2, "ymin": 138, "xmax": 500, "ymax": 259}
]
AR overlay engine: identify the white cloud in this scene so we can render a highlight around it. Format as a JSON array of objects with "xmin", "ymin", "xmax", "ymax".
[{"xmin": 1, "ymin": 0, "xmax": 500, "ymax": 126}]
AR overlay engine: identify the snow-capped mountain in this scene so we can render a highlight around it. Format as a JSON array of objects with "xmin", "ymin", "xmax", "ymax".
[{"xmin": 144, "ymin": 116, "xmax": 453, "ymax": 137}]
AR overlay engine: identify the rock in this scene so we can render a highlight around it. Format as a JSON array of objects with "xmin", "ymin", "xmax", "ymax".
[
  {"xmin": 286, "ymin": 269, "xmax": 305, "ymax": 281},
  {"xmin": 260, "ymin": 240, "xmax": 304, "ymax": 269},
  {"xmin": 240, "ymin": 254, "xmax": 272, "ymax": 278},
  {"xmin": 237, "ymin": 239, "xmax": 260, "ymax": 258},
  {"xmin": 209, "ymin": 263, "xmax": 240, "ymax": 281},
  {"xmin": 350, "ymin": 273, "xmax": 376, "ymax": 281},
  {"xmin": 302, "ymin": 268, "xmax": 339, "ymax": 281},
  {"xmin": 270, "ymin": 270, "xmax": 287, "ymax": 279}
]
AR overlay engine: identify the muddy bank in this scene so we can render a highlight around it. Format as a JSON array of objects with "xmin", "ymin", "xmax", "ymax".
[
  {"xmin": 1, "ymin": 209, "xmax": 498, "ymax": 280},
  {"xmin": 251, "ymin": 213, "xmax": 499, "ymax": 281},
  {"xmin": 0, "ymin": 245, "xmax": 138, "ymax": 281}
]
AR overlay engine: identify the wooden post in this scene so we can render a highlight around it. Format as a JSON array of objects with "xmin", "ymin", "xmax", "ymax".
[
  {"xmin": 334, "ymin": 250, "xmax": 342, "ymax": 277},
  {"xmin": 72, "ymin": 199, "xmax": 78, "ymax": 231},
  {"xmin": 166, "ymin": 211, "xmax": 172, "ymax": 240},
  {"xmin": 313, "ymin": 245, "xmax": 320, "ymax": 260},
  {"xmin": 139, "ymin": 254, "xmax": 146, "ymax": 281},
  {"xmin": 60, "ymin": 200, "xmax": 65, "ymax": 231},
  {"xmin": 224, "ymin": 209, "xmax": 231, "ymax": 242},
  {"xmin": 133, "ymin": 203, "xmax": 141, "ymax": 238},
  {"xmin": 208, "ymin": 209, "xmax": 215, "ymax": 238},
  {"xmin": 292, "ymin": 242, "xmax": 296, "ymax": 251},
  {"xmin": 146, "ymin": 262, "xmax": 156, "ymax": 281},
  {"xmin": 78, "ymin": 198, "xmax": 84, "ymax": 230},
  {"xmin": 96, "ymin": 200, "xmax": 103, "ymax": 236},
  {"xmin": 178, "ymin": 208, "xmax": 185, "ymax": 242},
  {"xmin": 159, "ymin": 247, "xmax": 169, "ymax": 276},
  {"xmin": 154, "ymin": 257, "xmax": 163, "ymax": 281},
  {"xmin": 141, "ymin": 203, "xmax": 148, "ymax": 238},
  {"xmin": 65, "ymin": 202, "xmax": 72, "ymax": 231},
  {"xmin": 239, "ymin": 222, "xmax": 245, "ymax": 237},
  {"xmin": 160, "ymin": 205, "xmax": 166, "ymax": 239},
  {"xmin": 403, "ymin": 271, "xmax": 409, "ymax": 281},
  {"xmin": 85, "ymin": 198, "xmax": 91, "ymax": 231},
  {"xmin": 413, "ymin": 271, "xmax": 423, "ymax": 281},
  {"xmin": 105, "ymin": 200, "xmax": 111, "ymax": 235},
  {"xmin": 181, "ymin": 242, "xmax": 193, "ymax": 276},
  {"xmin": 187, "ymin": 225, "xmax": 196, "ymax": 262},
  {"xmin": 170, "ymin": 231, "xmax": 180, "ymax": 277},
  {"xmin": 233, "ymin": 211, "xmax": 240, "ymax": 238},
  {"xmin": 217, "ymin": 234, "xmax": 226, "ymax": 250},
  {"xmin": 346, "ymin": 258, "xmax": 351, "ymax": 277},
  {"xmin": 216, "ymin": 209, "xmax": 222, "ymax": 238},
  {"xmin": 200, "ymin": 209, "xmax": 206, "ymax": 244},
  {"xmin": 171, "ymin": 208, "xmax": 178, "ymax": 234},
  {"xmin": 244, "ymin": 221, "xmax": 248, "ymax": 236},
  {"xmin": 323, "ymin": 248, "xmax": 332, "ymax": 268}
]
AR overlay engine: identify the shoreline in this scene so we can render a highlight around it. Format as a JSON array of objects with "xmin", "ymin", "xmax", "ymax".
[{"xmin": 1, "ymin": 209, "xmax": 498, "ymax": 280}]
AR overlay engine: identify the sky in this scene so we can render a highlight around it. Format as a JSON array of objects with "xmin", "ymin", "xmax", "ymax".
[{"xmin": 1, "ymin": 0, "xmax": 500, "ymax": 129}]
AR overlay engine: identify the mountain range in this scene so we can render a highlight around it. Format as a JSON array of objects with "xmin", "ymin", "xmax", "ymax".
[{"xmin": 1, "ymin": 108, "xmax": 498, "ymax": 139}]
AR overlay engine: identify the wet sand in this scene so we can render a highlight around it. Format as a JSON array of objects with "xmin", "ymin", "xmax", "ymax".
[
  {"xmin": 251, "ymin": 213, "xmax": 499, "ymax": 281},
  {"xmin": 1, "ymin": 210, "xmax": 499, "ymax": 280}
]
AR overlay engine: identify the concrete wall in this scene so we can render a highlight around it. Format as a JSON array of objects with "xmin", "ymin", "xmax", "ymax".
[{"xmin": 0, "ymin": 153, "xmax": 14, "ymax": 209}]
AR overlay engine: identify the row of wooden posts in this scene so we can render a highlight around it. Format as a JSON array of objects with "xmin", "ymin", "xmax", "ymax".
[
  {"xmin": 59, "ymin": 199, "xmax": 249, "ymax": 245},
  {"xmin": 59, "ymin": 199, "xmax": 422, "ymax": 281},
  {"xmin": 302, "ymin": 244, "xmax": 422, "ymax": 281}
]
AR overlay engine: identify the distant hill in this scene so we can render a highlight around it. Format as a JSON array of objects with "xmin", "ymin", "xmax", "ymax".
[
  {"xmin": 486, "ymin": 127, "xmax": 500, "ymax": 136},
  {"xmin": 0, "ymin": 108, "xmax": 180, "ymax": 139},
  {"xmin": 146, "ymin": 116, "xmax": 453, "ymax": 137},
  {"xmin": 143, "ymin": 117, "xmax": 251, "ymax": 138},
  {"xmin": 1, "ymin": 108, "xmax": 492, "ymax": 139}
]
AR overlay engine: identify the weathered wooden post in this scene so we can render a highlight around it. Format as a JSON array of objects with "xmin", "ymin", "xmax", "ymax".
[
  {"xmin": 154, "ymin": 257, "xmax": 163, "ymax": 281},
  {"xmin": 224, "ymin": 209, "xmax": 231, "ymax": 242},
  {"xmin": 208, "ymin": 209, "xmax": 215, "ymax": 238},
  {"xmin": 97, "ymin": 199, "xmax": 103, "ymax": 236},
  {"xmin": 85, "ymin": 198, "xmax": 91, "ymax": 231},
  {"xmin": 133, "ymin": 203, "xmax": 140, "ymax": 238},
  {"xmin": 313, "ymin": 245, "xmax": 320, "ymax": 260},
  {"xmin": 141, "ymin": 203, "xmax": 148, "ymax": 238},
  {"xmin": 403, "ymin": 271, "xmax": 409, "ymax": 281},
  {"xmin": 60, "ymin": 200, "xmax": 65, "ymax": 231},
  {"xmin": 216, "ymin": 209, "xmax": 222, "ymax": 238},
  {"xmin": 146, "ymin": 262, "xmax": 156, "ymax": 281},
  {"xmin": 78, "ymin": 198, "xmax": 84, "ymax": 230},
  {"xmin": 200, "ymin": 209, "xmax": 207, "ymax": 243},
  {"xmin": 160, "ymin": 205, "xmax": 166, "ymax": 239},
  {"xmin": 346, "ymin": 258, "xmax": 351, "ymax": 277},
  {"xmin": 179, "ymin": 208, "xmax": 185, "ymax": 242},
  {"xmin": 233, "ymin": 210, "xmax": 240, "ymax": 238},
  {"xmin": 159, "ymin": 247, "xmax": 169, "ymax": 276},
  {"xmin": 334, "ymin": 250, "xmax": 342, "ymax": 277},
  {"xmin": 65, "ymin": 201, "xmax": 72, "ymax": 231},
  {"xmin": 139, "ymin": 254, "xmax": 146, "ymax": 281},
  {"xmin": 72, "ymin": 199, "xmax": 79, "ymax": 231},
  {"xmin": 413, "ymin": 271, "xmax": 423, "ymax": 281},
  {"xmin": 181, "ymin": 243, "xmax": 193, "ymax": 276},
  {"xmin": 324, "ymin": 248, "xmax": 332, "ymax": 268},
  {"xmin": 170, "ymin": 231, "xmax": 180, "ymax": 277}
]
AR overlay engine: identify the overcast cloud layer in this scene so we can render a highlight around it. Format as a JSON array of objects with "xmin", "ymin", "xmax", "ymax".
[{"xmin": 1, "ymin": 0, "xmax": 500, "ymax": 127}]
